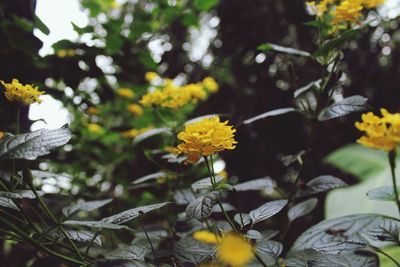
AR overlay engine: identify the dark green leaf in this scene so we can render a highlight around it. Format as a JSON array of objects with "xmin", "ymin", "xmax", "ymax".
[
  {"xmin": 318, "ymin": 95, "xmax": 368, "ymax": 121},
  {"xmin": 288, "ymin": 198, "xmax": 318, "ymax": 222},
  {"xmin": 194, "ymin": 0, "xmax": 220, "ymax": 11},
  {"xmin": 34, "ymin": 14, "xmax": 50, "ymax": 35},
  {"xmin": 51, "ymin": 230, "xmax": 102, "ymax": 246},
  {"xmin": 174, "ymin": 237, "xmax": 215, "ymax": 264},
  {"xmin": 133, "ymin": 128, "xmax": 172, "ymax": 145},
  {"xmin": 186, "ymin": 192, "xmax": 220, "ymax": 221},
  {"xmin": 367, "ymin": 186, "xmax": 400, "ymax": 202},
  {"xmin": 313, "ymin": 29, "xmax": 358, "ymax": 58},
  {"xmin": 296, "ymin": 175, "xmax": 347, "ymax": 198},
  {"xmin": 249, "ymin": 200, "xmax": 288, "ymax": 224},
  {"xmin": 0, "ymin": 125, "xmax": 71, "ymax": 160},
  {"xmin": 257, "ymin": 43, "xmax": 311, "ymax": 57},
  {"xmin": 243, "ymin": 108, "xmax": 296, "ymax": 125},
  {"xmin": 245, "ymin": 230, "xmax": 262, "ymax": 240},
  {"xmin": 191, "ymin": 176, "xmax": 224, "ymax": 190},
  {"xmin": 233, "ymin": 177, "xmax": 275, "ymax": 191},
  {"xmin": 234, "ymin": 213, "xmax": 252, "ymax": 227},
  {"xmin": 256, "ymin": 240, "xmax": 283, "ymax": 257},
  {"xmin": 0, "ymin": 190, "xmax": 44, "ymax": 199},
  {"xmin": 62, "ymin": 199, "xmax": 112, "ymax": 217},
  {"xmin": 0, "ymin": 197, "xmax": 18, "ymax": 210},
  {"xmin": 106, "ymin": 245, "xmax": 148, "ymax": 260},
  {"xmin": 63, "ymin": 220, "xmax": 133, "ymax": 230}
]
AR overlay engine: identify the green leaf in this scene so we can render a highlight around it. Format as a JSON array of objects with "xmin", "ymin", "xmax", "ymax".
[
  {"xmin": 257, "ymin": 43, "xmax": 311, "ymax": 57},
  {"xmin": 294, "ymin": 79, "xmax": 322, "ymax": 98},
  {"xmin": 34, "ymin": 14, "xmax": 50, "ymax": 35},
  {"xmin": 233, "ymin": 177, "xmax": 275, "ymax": 191},
  {"xmin": 0, "ymin": 190, "xmax": 44, "ymax": 199},
  {"xmin": 243, "ymin": 108, "xmax": 296, "ymax": 125},
  {"xmin": 106, "ymin": 245, "xmax": 148, "ymax": 260},
  {"xmin": 0, "ymin": 197, "xmax": 18, "ymax": 210},
  {"xmin": 62, "ymin": 199, "xmax": 112, "ymax": 217},
  {"xmin": 186, "ymin": 191, "xmax": 220, "ymax": 221},
  {"xmin": 288, "ymin": 198, "xmax": 318, "ymax": 222},
  {"xmin": 174, "ymin": 237, "xmax": 215, "ymax": 264},
  {"xmin": 191, "ymin": 176, "xmax": 224, "ymax": 190},
  {"xmin": 318, "ymin": 95, "xmax": 368, "ymax": 121},
  {"xmin": 234, "ymin": 213, "xmax": 252, "ymax": 227},
  {"xmin": 291, "ymin": 214, "xmax": 398, "ymax": 253},
  {"xmin": 133, "ymin": 128, "xmax": 172, "ymax": 145},
  {"xmin": 245, "ymin": 230, "xmax": 262, "ymax": 240},
  {"xmin": 313, "ymin": 29, "xmax": 358, "ymax": 58},
  {"xmin": 325, "ymin": 144, "xmax": 400, "ymax": 219},
  {"xmin": 63, "ymin": 220, "xmax": 133, "ymax": 230},
  {"xmin": 249, "ymin": 199, "xmax": 288, "ymax": 224},
  {"xmin": 367, "ymin": 217, "xmax": 399, "ymax": 243},
  {"xmin": 101, "ymin": 202, "xmax": 171, "ymax": 224},
  {"xmin": 51, "ymin": 230, "xmax": 102, "ymax": 246},
  {"xmin": 379, "ymin": 246, "xmax": 400, "ymax": 267},
  {"xmin": 296, "ymin": 176, "xmax": 347, "ymax": 198},
  {"xmin": 367, "ymin": 186, "xmax": 400, "ymax": 202},
  {"xmin": 286, "ymin": 249, "xmax": 378, "ymax": 267},
  {"xmin": 194, "ymin": 0, "xmax": 220, "ymax": 11},
  {"xmin": 132, "ymin": 172, "xmax": 166, "ymax": 185},
  {"xmin": 0, "ymin": 125, "xmax": 71, "ymax": 160},
  {"xmin": 256, "ymin": 240, "xmax": 283, "ymax": 257}
]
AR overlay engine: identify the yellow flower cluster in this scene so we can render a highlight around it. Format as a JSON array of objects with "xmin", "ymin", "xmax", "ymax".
[
  {"xmin": 121, "ymin": 127, "xmax": 153, "ymax": 138},
  {"xmin": 127, "ymin": 104, "xmax": 144, "ymax": 117},
  {"xmin": 1, "ymin": 79, "xmax": 44, "ymax": 105},
  {"xmin": 87, "ymin": 123, "xmax": 103, "ymax": 134},
  {"xmin": 116, "ymin": 88, "xmax": 135, "ymax": 99},
  {"xmin": 175, "ymin": 117, "xmax": 237, "ymax": 164},
  {"xmin": 355, "ymin": 109, "xmax": 400, "ymax": 151},
  {"xmin": 0, "ymin": 132, "xmax": 4, "ymax": 140},
  {"xmin": 56, "ymin": 49, "xmax": 75, "ymax": 58},
  {"xmin": 193, "ymin": 231, "xmax": 254, "ymax": 267},
  {"xmin": 140, "ymin": 76, "xmax": 219, "ymax": 109},
  {"xmin": 306, "ymin": 0, "xmax": 385, "ymax": 26},
  {"xmin": 87, "ymin": 107, "xmax": 100, "ymax": 115}
]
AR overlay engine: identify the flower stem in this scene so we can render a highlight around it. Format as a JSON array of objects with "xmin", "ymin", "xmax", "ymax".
[
  {"xmin": 388, "ymin": 151, "xmax": 400, "ymax": 216},
  {"xmin": 138, "ymin": 213, "xmax": 157, "ymax": 262},
  {"xmin": 11, "ymin": 106, "xmax": 21, "ymax": 190}
]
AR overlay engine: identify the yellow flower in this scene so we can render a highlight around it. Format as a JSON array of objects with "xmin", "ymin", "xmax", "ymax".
[
  {"xmin": 116, "ymin": 88, "xmax": 135, "ymax": 99},
  {"xmin": 121, "ymin": 127, "xmax": 153, "ymax": 138},
  {"xmin": 202, "ymin": 77, "xmax": 219, "ymax": 93},
  {"xmin": 355, "ymin": 109, "xmax": 400, "ymax": 151},
  {"xmin": 56, "ymin": 49, "xmax": 75, "ymax": 58},
  {"xmin": 193, "ymin": 230, "xmax": 219, "ymax": 244},
  {"xmin": 145, "ymin": 72, "xmax": 159, "ymax": 82},
  {"xmin": 87, "ymin": 107, "xmax": 100, "ymax": 115},
  {"xmin": 0, "ymin": 132, "xmax": 4, "ymax": 140},
  {"xmin": 87, "ymin": 123, "xmax": 103, "ymax": 134},
  {"xmin": 217, "ymin": 170, "xmax": 229, "ymax": 179},
  {"xmin": 127, "ymin": 104, "xmax": 144, "ymax": 116},
  {"xmin": 186, "ymin": 83, "xmax": 207, "ymax": 101},
  {"xmin": 306, "ymin": 0, "xmax": 335, "ymax": 17},
  {"xmin": 331, "ymin": 0, "xmax": 363, "ymax": 25},
  {"xmin": 1, "ymin": 79, "xmax": 44, "ymax": 105},
  {"xmin": 362, "ymin": 0, "xmax": 385, "ymax": 8},
  {"xmin": 216, "ymin": 233, "xmax": 254, "ymax": 267},
  {"xmin": 111, "ymin": 0, "xmax": 120, "ymax": 9},
  {"xmin": 175, "ymin": 117, "xmax": 237, "ymax": 164}
]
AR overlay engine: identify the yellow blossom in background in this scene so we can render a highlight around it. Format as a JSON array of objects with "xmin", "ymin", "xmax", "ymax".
[
  {"xmin": 145, "ymin": 71, "xmax": 159, "ymax": 82},
  {"xmin": 306, "ymin": 0, "xmax": 335, "ymax": 17},
  {"xmin": 87, "ymin": 107, "xmax": 100, "ymax": 115},
  {"xmin": 332, "ymin": 0, "xmax": 363, "ymax": 25},
  {"xmin": 217, "ymin": 170, "xmax": 229, "ymax": 179},
  {"xmin": 0, "ymin": 132, "xmax": 4, "ymax": 140},
  {"xmin": 355, "ymin": 109, "xmax": 400, "ymax": 151},
  {"xmin": 175, "ymin": 116, "xmax": 237, "ymax": 163},
  {"xmin": 1, "ymin": 79, "xmax": 44, "ymax": 105},
  {"xmin": 216, "ymin": 233, "xmax": 254, "ymax": 267},
  {"xmin": 202, "ymin": 77, "xmax": 219, "ymax": 93},
  {"xmin": 193, "ymin": 230, "xmax": 219, "ymax": 244},
  {"xmin": 110, "ymin": 0, "xmax": 120, "ymax": 9},
  {"xmin": 87, "ymin": 123, "xmax": 103, "ymax": 134},
  {"xmin": 186, "ymin": 83, "xmax": 207, "ymax": 101},
  {"xmin": 362, "ymin": 0, "xmax": 385, "ymax": 8},
  {"xmin": 56, "ymin": 49, "xmax": 75, "ymax": 58},
  {"xmin": 121, "ymin": 127, "xmax": 153, "ymax": 138},
  {"xmin": 127, "ymin": 104, "xmax": 144, "ymax": 116},
  {"xmin": 116, "ymin": 88, "xmax": 135, "ymax": 99}
]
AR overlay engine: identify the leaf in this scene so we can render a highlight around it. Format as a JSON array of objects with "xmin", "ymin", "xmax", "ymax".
[
  {"xmin": 0, "ymin": 125, "xmax": 71, "ymax": 160},
  {"xmin": 63, "ymin": 220, "xmax": 133, "ymax": 230},
  {"xmin": 234, "ymin": 213, "xmax": 252, "ymax": 227},
  {"xmin": 212, "ymin": 203, "xmax": 236, "ymax": 213},
  {"xmin": 106, "ymin": 245, "xmax": 148, "ymax": 260},
  {"xmin": 0, "ymin": 190, "xmax": 44, "ymax": 199},
  {"xmin": 174, "ymin": 237, "xmax": 215, "ymax": 264},
  {"xmin": 245, "ymin": 230, "xmax": 263, "ymax": 240},
  {"xmin": 193, "ymin": 0, "xmax": 219, "ymax": 11},
  {"xmin": 261, "ymin": 229, "xmax": 280, "ymax": 240},
  {"xmin": 367, "ymin": 186, "xmax": 400, "ymax": 202},
  {"xmin": 0, "ymin": 197, "xmax": 18, "ymax": 210},
  {"xmin": 367, "ymin": 217, "xmax": 399, "ymax": 243},
  {"xmin": 249, "ymin": 199, "xmax": 288, "ymax": 224},
  {"xmin": 256, "ymin": 240, "xmax": 283, "ymax": 257},
  {"xmin": 285, "ymin": 249, "xmax": 378, "ymax": 267},
  {"xmin": 186, "ymin": 192, "xmax": 220, "ymax": 221},
  {"xmin": 62, "ymin": 199, "xmax": 112, "ymax": 217},
  {"xmin": 34, "ymin": 14, "xmax": 50, "ymax": 35},
  {"xmin": 325, "ymin": 144, "xmax": 400, "ymax": 219},
  {"xmin": 51, "ymin": 230, "xmax": 102, "ymax": 246},
  {"xmin": 243, "ymin": 108, "xmax": 296, "ymax": 125},
  {"xmin": 294, "ymin": 79, "xmax": 322, "ymax": 98},
  {"xmin": 233, "ymin": 177, "xmax": 275, "ymax": 191},
  {"xmin": 290, "ymin": 214, "xmax": 399, "ymax": 253},
  {"xmin": 185, "ymin": 114, "xmax": 222, "ymax": 125},
  {"xmin": 132, "ymin": 172, "xmax": 166, "ymax": 185},
  {"xmin": 29, "ymin": 170, "xmax": 72, "ymax": 180},
  {"xmin": 288, "ymin": 198, "xmax": 318, "ymax": 222},
  {"xmin": 313, "ymin": 29, "xmax": 358, "ymax": 58},
  {"xmin": 191, "ymin": 176, "xmax": 224, "ymax": 190},
  {"xmin": 101, "ymin": 202, "xmax": 171, "ymax": 224},
  {"xmin": 318, "ymin": 95, "xmax": 368, "ymax": 121},
  {"xmin": 257, "ymin": 43, "xmax": 311, "ymax": 57},
  {"xmin": 133, "ymin": 128, "xmax": 172, "ymax": 145},
  {"xmin": 296, "ymin": 175, "xmax": 347, "ymax": 198},
  {"xmin": 173, "ymin": 189, "xmax": 197, "ymax": 205}
]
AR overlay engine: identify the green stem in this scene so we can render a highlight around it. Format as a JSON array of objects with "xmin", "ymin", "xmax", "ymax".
[
  {"xmin": 255, "ymin": 253, "xmax": 268, "ymax": 267},
  {"xmin": 388, "ymin": 151, "xmax": 400, "ymax": 216},
  {"xmin": 23, "ymin": 168, "xmax": 83, "ymax": 260},
  {"xmin": 203, "ymin": 156, "xmax": 238, "ymax": 233},
  {"xmin": 11, "ymin": 106, "xmax": 21, "ymax": 190},
  {"xmin": 139, "ymin": 214, "xmax": 158, "ymax": 263}
]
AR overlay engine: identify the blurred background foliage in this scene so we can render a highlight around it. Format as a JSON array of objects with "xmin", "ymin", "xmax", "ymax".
[{"xmin": 1, "ymin": 0, "xmax": 400, "ymax": 265}]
